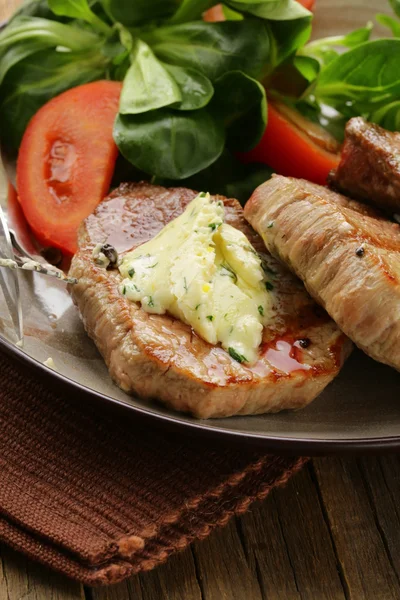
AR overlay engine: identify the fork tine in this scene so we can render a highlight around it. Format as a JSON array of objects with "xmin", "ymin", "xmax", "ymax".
[{"xmin": 14, "ymin": 257, "xmax": 78, "ymax": 285}]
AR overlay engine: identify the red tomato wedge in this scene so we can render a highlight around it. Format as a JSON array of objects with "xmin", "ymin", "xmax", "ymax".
[
  {"xmin": 204, "ymin": 0, "xmax": 315, "ymax": 21},
  {"xmin": 239, "ymin": 100, "xmax": 341, "ymax": 186},
  {"xmin": 17, "ymin": 80, "xmax": 122, "ymax": 256},
  {"xmin": 298, "ymin": 0, "xmax": 315, "ymax": 9},
  {"xmin": 203, "ymin": 5, "xmax": 225, "ymax": 21}
]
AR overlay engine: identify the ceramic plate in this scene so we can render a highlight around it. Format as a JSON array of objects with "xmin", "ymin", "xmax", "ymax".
[{"xmin": 1, "ymin": 0, "xmax": 399, "ymax": 453}]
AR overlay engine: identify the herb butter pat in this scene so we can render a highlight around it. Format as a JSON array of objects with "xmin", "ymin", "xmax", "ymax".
[{"xmin": 119, "ymin": 193, "xmax": 272, "ymax": 364}]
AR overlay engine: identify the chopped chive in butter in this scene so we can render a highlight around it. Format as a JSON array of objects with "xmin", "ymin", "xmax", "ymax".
[
  {"xmin": 265, "ymin": 281, "xmax": 274, "ymax": 291},
  {"xmin": 228, "ymin": 347, "xmax": 247, "ymax": 364},
  {"xmin": 128, "ymin": 268, "xmax": 135, "ymax": 278}
]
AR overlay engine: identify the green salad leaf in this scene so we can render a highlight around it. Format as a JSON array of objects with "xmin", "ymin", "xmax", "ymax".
[
  {"xmin": 376, "ymin": 13, "xmax": 400, "ymax": 37},
  {"xmin": 119, "ymin": 40, "xmax": 182, "ymax": 114},
  {"xmin": 299, "ymin": 22, "xmax": 373, "ymax": 67},
  {"xmin": 370, "ymin": 100, "xmax": 400, "ymax": 131},
  {"xmin": 143, "ymin": 20, "xmax": 271, "ymax": 82},
  {"xmin": 0, "ymin": 16, "xmax": 101, "ymax": 51},
  {"xmin": 390, "ymin": 0, "xmax": 400, "ymax": 18},
  {"xmin": 221, "ymin": 5, "xmax": 243, "ymax": 20},
  {"xmin": 268, "ymin": 16, "xmax": 312, "ymax": 66},
  {"xmin": 211, "ymin": 71, "xmax": 267, "ymax": 151},
  {"xmin": 101, "ymin": 0, "xmax": 178, "ymax": 26},
  {"xmin": 313, "ymin": 39, "xmax": 400, "ymax": 105},
  {"xmin": 0, "ymin": 38, "xmax": 52, "ymax": 85},
  {"xmin": 9, "ymin": 0, "xmax": 60, "ymax": 21},
  {"xmin": 168, "ymin": 0, "xmax": 214, "ymax": 25},
  {"xmin": 226, "ymin": 0, "xmax": 311, "ymax": 20},
  {"xmin": 163, "ymin": 64, "xmax": 214, "ymax": 110},
  {"xmin": 292, "ymin": 55, "xmax": 319, "ymax": 83},
  {"xmin": 114, "ymin": 108, "xmax": 225, "ymax": 179},
  {"xmin": 48, "ymin": 0, "xmax": 111, "ymax": 34}
]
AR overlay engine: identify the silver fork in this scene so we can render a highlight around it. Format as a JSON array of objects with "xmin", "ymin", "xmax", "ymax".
[
  {"xmin": 0, "ymin": 157, "xmax": 77, "ymax": 342},
  {"xmin": 0, "ymin": 202, "xmax": 24, "ymax": 342},
  {"xmin": 0, "ymin": 153, "xmax": 76, "ymax": 279}
]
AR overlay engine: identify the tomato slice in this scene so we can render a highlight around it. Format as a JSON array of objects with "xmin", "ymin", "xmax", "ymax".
[
  {"xmin": 239, "ymin": 100, "xmax": 341, "ymax": 186},
  {"xmin": 203, "ymin": 5, "xmax": 225, "ymax": 21},
  {"xmin": 17, "ymin": 80, "xmax": 122, "ymax": 256},
  {"xmin": 298, "ymin": 0, "xmax": 315, "ymax": 9}
]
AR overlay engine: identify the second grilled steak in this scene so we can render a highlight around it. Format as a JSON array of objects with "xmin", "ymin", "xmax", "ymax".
[
  {"xmin": 328, "ymin": 117, "xmax": 400, "ymax": 214},
  {"xmin": 245, "ymin": 174, "xmax": 400, "ymax": 371}
]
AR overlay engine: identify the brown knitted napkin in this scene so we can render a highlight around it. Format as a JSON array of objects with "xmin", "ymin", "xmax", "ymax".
[{"xmin": 0, "ymin": 349, "xmax": 307, "ymax": 586}]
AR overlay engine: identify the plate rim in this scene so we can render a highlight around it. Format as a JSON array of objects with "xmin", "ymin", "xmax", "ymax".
[{"xmin": 1, "ymin": 333, "xmax": 400, "ymax": 455}]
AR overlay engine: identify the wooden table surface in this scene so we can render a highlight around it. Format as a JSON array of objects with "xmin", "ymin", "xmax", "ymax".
[{"xmin": 1, "ymin": 0, "xmax": 400, "ymax": 598}]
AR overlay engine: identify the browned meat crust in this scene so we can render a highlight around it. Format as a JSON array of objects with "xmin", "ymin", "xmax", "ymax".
[
  {"xmin": 245, "ymin": 174, "xmax": 400, "ymax": 371},
  {"xmin": 328, "ymin": 117, "xmax": 400, "ymax": 214},
  {"xmin": 69, "ymin": 183, "xmax": 351, "ymax": 419}
]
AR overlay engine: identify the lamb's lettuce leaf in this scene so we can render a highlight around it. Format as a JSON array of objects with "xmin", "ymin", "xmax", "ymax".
[
  {"xmin": 211, "ymin": 71, "xmax": 267, "ymax": 151},
  {"xmin": 101, "ymin": 0, "xmax": 178, "ymax": 26},
  {"xmin": 163, "ymin": 64, "xmax": 214, "ymax": 110},
  {"xmin": 314, "ymin": 39, "xmax": 400, "ymax": 104},
  {"xmin": 390, "ymin": 0, "xmax": 400, "ymax": 18},
  {"xmin": 299, "ymin": 22, "xmax": 373, "ymax": 67},
  {"xmin": 225, "ymin": 0, "xmax": 311, "ymax": 20},
  {"xmin": 376, "ymin": 13, "xmax": 400, "ymax": 37},
  {"xmin": 119, "ymin": 40, "xmax": 182, "ymax": 114},
  {"xmin": 48, "ymin": 0, "xmax": 111, "ymax": 34},
  {"xmin": 143, "ymin": 20, "xmax": 271, "ymax": 82},
  {"xmin": 114, "ymin": 108, "xmax": 225, "ymax": 179},
  {"xmin": 0, "ymin": 48, "xmax": 108, "ymax": 150}
]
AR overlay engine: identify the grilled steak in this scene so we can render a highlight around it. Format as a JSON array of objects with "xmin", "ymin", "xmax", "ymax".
[
  {"xmin": 245, "ymin": 174, "xmax": 400, "ymax": 371},
  {"xmin": 69, "ymin": 183, "xmax": 351, "ymax": 419},
  {"xmin": 328, "ymin": 117, "xmax": 400, "ymax": 214}
]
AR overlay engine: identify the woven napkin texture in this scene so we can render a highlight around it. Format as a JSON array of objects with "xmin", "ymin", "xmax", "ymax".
[{"xmin": 0, "ymin": 350, "xmax": 307, "ymax": 586}]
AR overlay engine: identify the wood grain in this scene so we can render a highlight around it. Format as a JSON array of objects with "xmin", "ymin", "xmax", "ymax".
[
  {"xmin": 272, "ymin": 464, "xmax": 346, "ymax": 600},
  {"xmin": 0, "ymin": 0, "xmax": 17, "ymax": 21},
  {"xmin": 236, "ymin": 496, "xmax": 301, "ymax": 599},
  {"xmin": 92, "ymin": 550, "xmax": 202, "ymax": 600},
  {"xmin": 192, "ymin": 519, "xmax": 263, "ymax": 600},
  {"xmin": 313, "ymin": 458, "xmax": 400, "ymax": 600},
  {"xmin": 0, "ymin": 545, "xmax": 84, "ymax": 600},
  {"xmin": 359, "ymin": 457, "xmax": 400, "ymax": 586}
]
